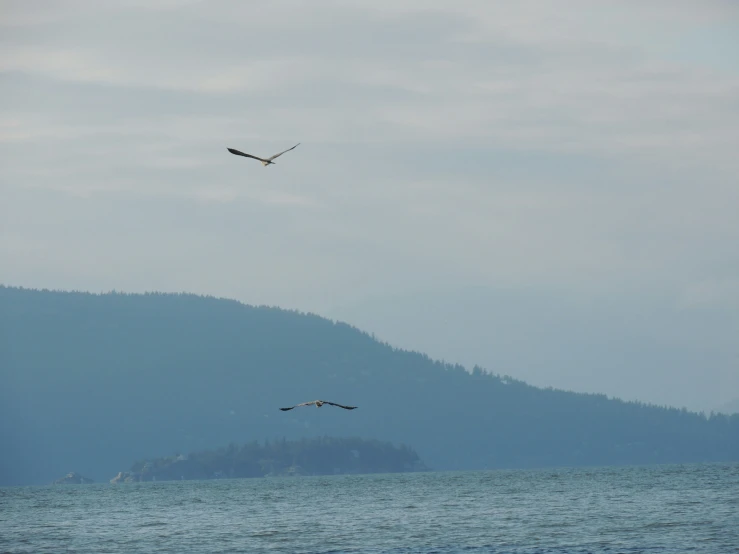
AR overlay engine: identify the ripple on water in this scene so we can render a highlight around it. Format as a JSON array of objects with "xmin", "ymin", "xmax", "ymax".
[{"xmin": 1, "ymin": 463, "xmax": 738, "ymax": 553}]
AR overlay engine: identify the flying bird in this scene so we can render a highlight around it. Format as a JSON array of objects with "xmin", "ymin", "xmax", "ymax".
[
  {"xmin": 227, "ymin": 143, "xmax": 300, "ymax": 166},
  {"xmin": 279, "ymin": 400, "xmax": 358, "ymax": 411}
]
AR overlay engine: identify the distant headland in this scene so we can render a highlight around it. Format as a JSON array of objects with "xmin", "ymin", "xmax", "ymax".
[{"xmin": 110, "ymin": 437, "xmax": 428, "ymax": 483}]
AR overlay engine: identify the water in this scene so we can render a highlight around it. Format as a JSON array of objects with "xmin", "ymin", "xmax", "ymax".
[{"xmin": 1, "ymin": 463, "xmax": 737, "ymax": 553}]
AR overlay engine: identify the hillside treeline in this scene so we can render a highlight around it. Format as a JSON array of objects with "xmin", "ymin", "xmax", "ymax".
[
  {"xmin": 1, "ymin": 285, "xmax": 737, "ymax": 485},
  {"xmin": 111, "ymin": 436, "xmax": 426, "ymax": 482}
]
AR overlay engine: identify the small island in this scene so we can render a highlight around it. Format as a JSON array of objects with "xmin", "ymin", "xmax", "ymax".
[
  {"xmin": 53, "ymin": 472, "xmax": 94, "ymax": 485},
  {"xmin": 111, "ymin": 436, "xmax": 428, "ymax": 483}
]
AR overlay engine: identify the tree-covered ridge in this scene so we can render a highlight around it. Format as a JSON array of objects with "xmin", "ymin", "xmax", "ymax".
[
  {"xmin": 111, "ymin": 437, "xmax": 427, "ymax": 482},
  {"xmin": 1, "ymin": 285, "xmax": 738, "ymax": 486}
]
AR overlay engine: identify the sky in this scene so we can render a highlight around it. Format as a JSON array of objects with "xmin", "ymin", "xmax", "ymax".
[{"xmin": 1, "ymin": 0, "xmax": 738, "ymax": 413}]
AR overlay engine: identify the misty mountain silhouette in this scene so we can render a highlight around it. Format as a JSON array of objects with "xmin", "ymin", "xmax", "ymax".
[{"xmin": 1, "ymin": 285, "xmax": 737, "ymax": 486}]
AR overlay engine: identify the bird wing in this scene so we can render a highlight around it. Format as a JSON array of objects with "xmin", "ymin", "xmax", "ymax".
[
  {"xmin": 279, "ymin": 401, "xmax": 316, "ymax": 411},
  {"xmin": 227, "ymin": 148, "xmax": 269, "ymax": 163},
  {"xmin": 266, "ymin": 143, "xmax": 300, "ymax": 161},
  {"xmin": 323, "ymin": 401, "xmax": 358, "ymax": 410}
]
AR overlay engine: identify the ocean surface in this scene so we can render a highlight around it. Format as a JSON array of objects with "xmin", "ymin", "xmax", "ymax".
[{"xmin": 1, "ymin": 463, "xmax": 737, "ymax": 553}]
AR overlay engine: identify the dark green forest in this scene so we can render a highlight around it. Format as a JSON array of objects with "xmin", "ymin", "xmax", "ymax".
[
  {"xmin": 111, "ymin": 436, "xmax": 426, "ymax": 482},
  {"xmin": 1, "ymin": 285, "xmax": 737, "ymax": 486}
]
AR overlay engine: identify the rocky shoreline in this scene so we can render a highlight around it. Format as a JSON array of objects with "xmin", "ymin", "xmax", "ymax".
[{"xmin": 53, "ymin": 472, "xmax": 94, "ymax": 485}]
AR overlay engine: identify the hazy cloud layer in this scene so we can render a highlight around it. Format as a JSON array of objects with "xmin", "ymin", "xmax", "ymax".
[{"xmin": 2, "ymin": 0, "xmax": 738, "ymax": 411}]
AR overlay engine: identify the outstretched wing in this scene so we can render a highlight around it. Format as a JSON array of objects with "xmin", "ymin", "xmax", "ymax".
[
  {"xmin": 323, "ymin": 401, "xmax": 358, "ymax": 410},
  {"xmin": 227, "ymin": 148, "xmax": 268, "ymax": 163},
  {"xmin": 279, "ymin": 401, "xmax": 316, "ymax": 411},
  {"xmin": 266, "ymin": 143, "xmax": 300, "ymax": 161}
]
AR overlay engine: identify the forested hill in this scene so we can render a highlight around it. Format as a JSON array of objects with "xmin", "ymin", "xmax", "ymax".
[
  {"xmin": 1, "ymin": 285, "xmax": 738, "ymax": 486},
  {"xmin": 111, "ymin": 437, "xmax": 427, "ymax": 483}
]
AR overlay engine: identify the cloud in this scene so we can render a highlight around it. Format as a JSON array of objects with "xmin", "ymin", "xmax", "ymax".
[
  {"xmin": 677, "ymin": 278, "xmax": 739, "ymax": 311},
  {"xmin": 2, "ymin": 2, "xmax": 737, "ymax": 167}
]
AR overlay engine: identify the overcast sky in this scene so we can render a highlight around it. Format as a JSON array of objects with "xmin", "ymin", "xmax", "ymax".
[{"xmin": 2, "ymin": 0, "xmax": 738, "ymax": 413}]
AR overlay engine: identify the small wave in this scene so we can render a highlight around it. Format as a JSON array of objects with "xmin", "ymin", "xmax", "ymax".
[
  {"xmin": 642, "ymin": 521, "xmax": 683, "ymax": 529},
  {"xmin": 250, "ymin": 530, "xmax": 280, "ymax": 537},
  {"xmin": 138, "ymin": 521, "xmax": 168, "ymax": 528}
]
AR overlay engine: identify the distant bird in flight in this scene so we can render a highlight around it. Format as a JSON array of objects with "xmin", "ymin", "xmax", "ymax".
[
  {"xmin": 227, "ymin": 143, "xmax": 300, "ymax": 166},
  {"xmin": 279, "ymin": 400, "xmax": 358, "ymax": 411}
]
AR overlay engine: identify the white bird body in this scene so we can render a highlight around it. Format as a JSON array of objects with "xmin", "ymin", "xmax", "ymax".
[{"xmin": 227, "ymin": 143, "xmax": 300, "ymax": 166}]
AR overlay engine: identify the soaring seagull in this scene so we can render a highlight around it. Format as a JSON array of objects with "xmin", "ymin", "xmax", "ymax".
[
  {"xmin": 227, "ymin": 143, "xmax": 300, "ymax": 166},
  {"xmin": 279, "ymin": 400, "xmax": 358, "ymax": 411}
]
